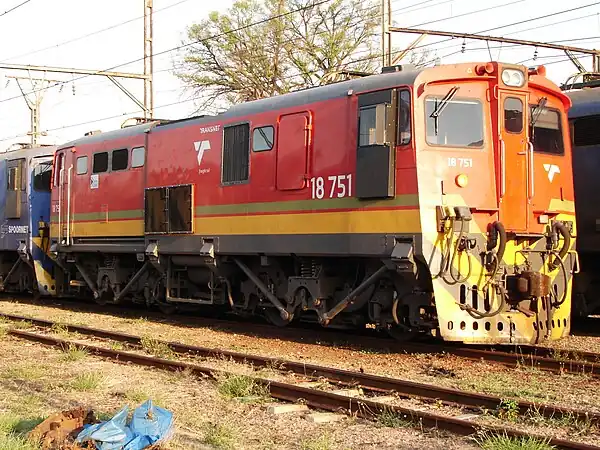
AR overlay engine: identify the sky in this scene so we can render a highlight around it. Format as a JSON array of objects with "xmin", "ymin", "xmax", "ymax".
[{"xmin": 0, "ymin": 0, "xmax": 598, "ymax": 149}]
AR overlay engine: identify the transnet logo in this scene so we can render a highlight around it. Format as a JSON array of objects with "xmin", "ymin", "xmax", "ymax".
[
  {"xmin": 543, "ymin": 164, "xmax": 560, "ymax": 182},
  {"xmin": 194, "ymin": 140, "xmax": 211, "ymax": 165}
]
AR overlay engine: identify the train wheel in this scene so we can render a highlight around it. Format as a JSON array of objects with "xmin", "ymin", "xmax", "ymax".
[
  {"xmin": 264, "ymin": 307, "xmax": 294, "ymax": 327},
  {"xmin": 157, "ymin": 302, "xmax": 177, "ymax": 315},
  {"xmin": 386, "ymin": 324, "xmax": 420, "ymax": 342}
]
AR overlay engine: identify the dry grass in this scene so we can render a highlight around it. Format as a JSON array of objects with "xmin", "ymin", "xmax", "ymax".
[{"xmin": 473, "ymin": 432, "xmax": 553, "ymax": 450}]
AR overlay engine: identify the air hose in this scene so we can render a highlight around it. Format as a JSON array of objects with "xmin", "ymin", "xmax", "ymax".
[
  {"xmin": 486, "ymin": 221, "xmax": 507, "ymax": 268},
  {"xmin": 548, "ymin": 221, "xmax": 570, "ymax": 271}
]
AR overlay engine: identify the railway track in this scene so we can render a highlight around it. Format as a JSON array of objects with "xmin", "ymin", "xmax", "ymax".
[
  {"xmin": 2, "ymin": 309, "xmax": 599, "ymax": 379},
  {"xmin": 1, "ymin": 314, "xmax": 599, "ymax": 450}
]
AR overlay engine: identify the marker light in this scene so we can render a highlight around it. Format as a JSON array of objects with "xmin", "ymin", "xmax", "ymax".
[
  {"xmin": 456, "ymin": 174, "xmax": 468, "ymax": 188},
  {"xmin": 501, "ymin": 69, "xmax": 525, "ymax": 87},
  {"xmin": 538, "ymin": 214, "xmax": 549, "ymax": 224}
]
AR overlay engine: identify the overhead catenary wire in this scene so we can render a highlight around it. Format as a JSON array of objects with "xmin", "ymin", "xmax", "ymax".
[
  {"xmin": 3, "ymin": 0, "xmax": 600, "ymax": 142},
  {"xmin": 0, "ymin": 0, "xmax": 526, "ymax": 107},
  {"xmin": 0, "ymin": 0, "xmax": 30, "ymax": 18},
  {"xmin": 0, "ymin": 0, "xmax": 194, "ymax": 63}
]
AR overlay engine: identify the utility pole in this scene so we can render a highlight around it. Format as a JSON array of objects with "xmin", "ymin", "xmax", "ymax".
[
  {"xmin": 381, "ymin": 0, "xmax": 392, "ymax": 67},
  {"xmin": 143, "ymin": 0, "xmax": 154, "ymax": 119},
  {"xmin": 6, "ymin": 73, "xmax": 61, "ymax": 146}
]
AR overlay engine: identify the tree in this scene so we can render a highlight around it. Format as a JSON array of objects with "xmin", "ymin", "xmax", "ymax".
[{"xmin": 174, "ymin": 0, "xmax": 380, "ymax": 113}]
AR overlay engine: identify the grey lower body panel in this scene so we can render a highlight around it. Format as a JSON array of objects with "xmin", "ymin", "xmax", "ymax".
[{"xmin": 56, "ymin": 234, "xmax": 424, "ymax": 258}]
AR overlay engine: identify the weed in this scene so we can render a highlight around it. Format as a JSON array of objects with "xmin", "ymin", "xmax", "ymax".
[
  {"xmin": 376, "ymin": 408, "xmax": 411, "ymax": 428},
  {"xmin": 11, "ymin": 320, "xmax": 33, "ymax": 330},
  {"xmin": 50, "ymin": 322, "xmax": 70, "ymax": 336},
  {"xmin": 0, "ymin": 433, "xmax": 42, "ymax": 450},
  {"xmin": 217, "ymin": 374, "xmax": 269, "ymax": 401},
  {"xmin": 473, "ymin": 432, "xmax": 553, "ymax": 450},
  {"xmin": 140, "ymin": 336, "xmax": 174, "ymax": 359},
  {"xmin": 110, "ymin": 342, "xmax": 125, "ymax": 351},
  {"xmin": 497, "ymin": 399, "xmax": 519, "ymax": 422},
  {"xmin": 301, "ymin": 433, "xmax": 334, "ymax": 450},
  {"xmin": 203, "ymin": 422, "xmax": 237, "ymax": 449},
  {"xmin": 71, "ymin": 372, "xmax": 103, "ymax": 391},
  {"xmin": 1, "ymin": 365, "xmax": 44, "ymax": 381},
  {"xmin": 61, "ymin": 344, "xmax": 87, "ymax": 362}
]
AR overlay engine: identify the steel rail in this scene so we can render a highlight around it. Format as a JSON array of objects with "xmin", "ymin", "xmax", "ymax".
[
  {"xmin": 1, "ymin": 313, "xmax": 599, "ymax": 426},
  {"xmin": 6, "ymin": 328, "xmax": 599, "ymax": 450},
  {"xmin": 3, "ymin": 311, "xmax": 599, "ymax": 377}
]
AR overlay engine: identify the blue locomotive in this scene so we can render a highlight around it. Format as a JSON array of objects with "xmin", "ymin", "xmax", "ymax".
[{"xmin": 0, "ymin": 144, "xmax": 56, "ymax": 296}]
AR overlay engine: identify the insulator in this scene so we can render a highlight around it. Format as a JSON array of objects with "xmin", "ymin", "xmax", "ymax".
[
  {"xmin": 533, "ymin": 48, "xmax": 538, "ymax": 61},
  {"xmin": 461, "ymin": 39, "xmax": 466, "ymax": 53},
  {"xmin": 72, "ymin": 83, "xmax": 76, "ymax": 95}
]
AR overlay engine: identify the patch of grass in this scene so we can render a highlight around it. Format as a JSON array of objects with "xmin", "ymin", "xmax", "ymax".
[
  {"xmin": 203, "ymin": 422, "xmax": 237, "ymax": 449},
  {"xmin": 497, "ymin": 399, "xmax": 519, "ymax": 422},
  {"xmin": 110, "ymin": 341, "xmax": 125, "ymax": 351},
  {"xmin": 376, "ymin": 408, "xmax": 411, "ymax": 428},
  {"xmin": 526, "ymin": 408, "xmax": 596, "ymax": 436},
  {"xmin": 61, "ymin": 343, "xmax": 88, "ymax": 362},
  {"xmin": 473, "ymin": 432, "xmax": 553, "ymax": 450},
  {"xmin": 0, "ymin": 413, "xmax": 44, "ymax": 450},
  {"xmin": 140, "ymin": 336, "xmax": 174, "ymax": 359},
  {"xmin": 301, "ymin": 433, "xmax": 334, "ymax": 450},
  {"xmin": 71, "ymin": 372, "xmax": 103, "ymax": 391},
  {"xmin": 1, "ymin": 365, "xmax": 45, "ymax": 381},
  {"xmin": 11, "ymin": 320, "xmax": 33, "ymax": 330},
  {"xmin": 458, "ymin": 371, "xmax": 552, "ymax": 402},
  {"xmin": 217, "ymin": 374, "xmax": 269, "ymax": 402},
  {"xmin": 50, "ymin": 322, "xmax": 69, "ymax": 336},
  {"xmin": 0, "ymin": 433, "xmax": 41, "ymax": 450}
]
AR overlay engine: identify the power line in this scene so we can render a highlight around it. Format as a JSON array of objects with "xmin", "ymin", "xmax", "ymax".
[
  {"xmin": 4, "ymin": 0, "xmax": 599, "ymax": 141},
  {"xmin": 0, "ymin": 0, "xmax": 193, "ymax": 63},
  {"xmin": 0, "ymin": 0, "xmax": 30, "ymax": 17}
]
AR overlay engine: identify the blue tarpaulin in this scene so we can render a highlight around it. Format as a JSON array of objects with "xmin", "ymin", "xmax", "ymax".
[{"xmin": 75, "ymin": 400, "xmax": 173, "ymax": 450}]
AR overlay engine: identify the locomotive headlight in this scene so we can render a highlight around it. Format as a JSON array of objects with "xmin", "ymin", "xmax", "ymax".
[
  {"xmin": 501, "ymin": 69, "xmax": 525, "ymax": 87},
  {"xmin": 455, "ymin": 174, "xmax": 468, "ymax": 188}
]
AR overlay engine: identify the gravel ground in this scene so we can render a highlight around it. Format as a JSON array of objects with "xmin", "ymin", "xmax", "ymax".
[{"xmin": 0, "ymin": 330, "xmax": 482, "ymax": 449}]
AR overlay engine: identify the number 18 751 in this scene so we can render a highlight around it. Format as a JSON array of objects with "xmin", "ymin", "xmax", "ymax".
[{"xmin": 310, "ymin": 174, "xmax": 352, "ymax": 199}]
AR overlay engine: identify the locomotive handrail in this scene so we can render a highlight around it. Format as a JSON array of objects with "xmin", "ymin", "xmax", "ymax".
[
  {"xmin": 500, "ymin": 138, "xmax": 506, "ymax": 198},
  {"xmin": 528, "ymin": 141, "xmax": 534, "ymax": 198}
]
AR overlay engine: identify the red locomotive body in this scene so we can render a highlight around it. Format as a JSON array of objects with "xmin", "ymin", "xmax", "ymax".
[{"xmin": 49, "ymin": 62, "xmax": 577, "ymax": 344}]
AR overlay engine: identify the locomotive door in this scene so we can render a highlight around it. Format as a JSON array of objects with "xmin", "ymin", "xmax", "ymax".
[
  {"xmin": 498, "ymin": 91, "xmax": 529, "ymax": 231},
  {"xmin": 54, "ymin": 149, "xmax": 72, "ymax": 245},
  {"xmin": 355, "ymin": 89, "xmax": 395, "ymax": 199}
]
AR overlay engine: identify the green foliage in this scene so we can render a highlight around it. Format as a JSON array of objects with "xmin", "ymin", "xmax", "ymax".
[
  {"xmin": 174, "ymin": 0, "xmax": 381, "ymax": 111},
  {"xmin": 474, "ymin": 432, "xmax": 554, "ymax": 450}
]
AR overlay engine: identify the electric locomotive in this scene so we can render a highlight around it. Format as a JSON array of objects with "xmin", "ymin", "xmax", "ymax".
[
  {"xmin": 564, "ymin": 83, "xmax": 600, "ymax": 318},
  {"xmin": 0, "ymin": 144, "xmax": 55, "ymax": 296},
  {"xmin": 42, "ymin": 61, "xmax": 577, "ymax": 345}
]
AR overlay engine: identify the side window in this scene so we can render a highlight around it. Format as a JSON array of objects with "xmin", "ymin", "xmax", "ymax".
[
  {"xmin": 252, "ymin": 126, "xmax": 274, "ymax": 152},
  {"xmin": 504, "ymin": 97, "xmax": 523, "ymax": 133},
  {"xmin": 131, "ymin": 146, "xmax": 145, "ymax": 168},
  {"xmin": 76, "ymin": 156, "xmax": 88, "ymax": 175},
  {"xmin": 112, "ymin": 148, "xmax": 128, "ymax": 171},
  {"xmin": 93, "ymin": 152, "xmax": 108, "ymax": 173},
  {"xmin": 425, "ymin": 97, "xmax": 484, "ymax": 147},
  {"xmin": 54, "ymin": 153, "xmax": 64, "ymax": 187},
  {"xmin": 359, "ymin": 106, "xmax": 377, "ymax": 146},
  {"xmin": 397, "ymin": 89, "xmax": 411, "ymax": 145},
  {"xmin": 7, "ymin": 167, "xmax": 17, "ymax": 191},
  {"xmin": 222, "ymin": 123, "xmax": 250, "ymax": 184},
  {"xmin": 33, "ymin": 162, "xmax": 52, "ymax": 192},
  {"xmin": 573, "ymin": 115, "xmax": 600, "ymax": 147},
  {"xmin": 529, "ymin": 105, "xmax": 564, "ymax": 155}
]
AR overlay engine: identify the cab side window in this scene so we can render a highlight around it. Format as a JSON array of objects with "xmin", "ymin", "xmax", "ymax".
[{"xmin": 397, "ymin": 89, "xmax": 411, "ymax": 145}]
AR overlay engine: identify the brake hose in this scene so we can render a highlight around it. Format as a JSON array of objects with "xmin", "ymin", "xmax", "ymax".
[{"xmin": 549, "ymin": 221, "xmax": 570, "ymax": 271}]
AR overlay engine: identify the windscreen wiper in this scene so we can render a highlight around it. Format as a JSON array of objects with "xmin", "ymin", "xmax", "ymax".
[
  {"xmin": 530, "ymin": 97, "xmax": 548, "ymax": 128},
  {"xmin": 258, "ymin": 127, "xmax": 273, "ymax": 149},
  {"xmin": 430, "ymin": 86, "xmax": 460, "ymax": 135}
]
